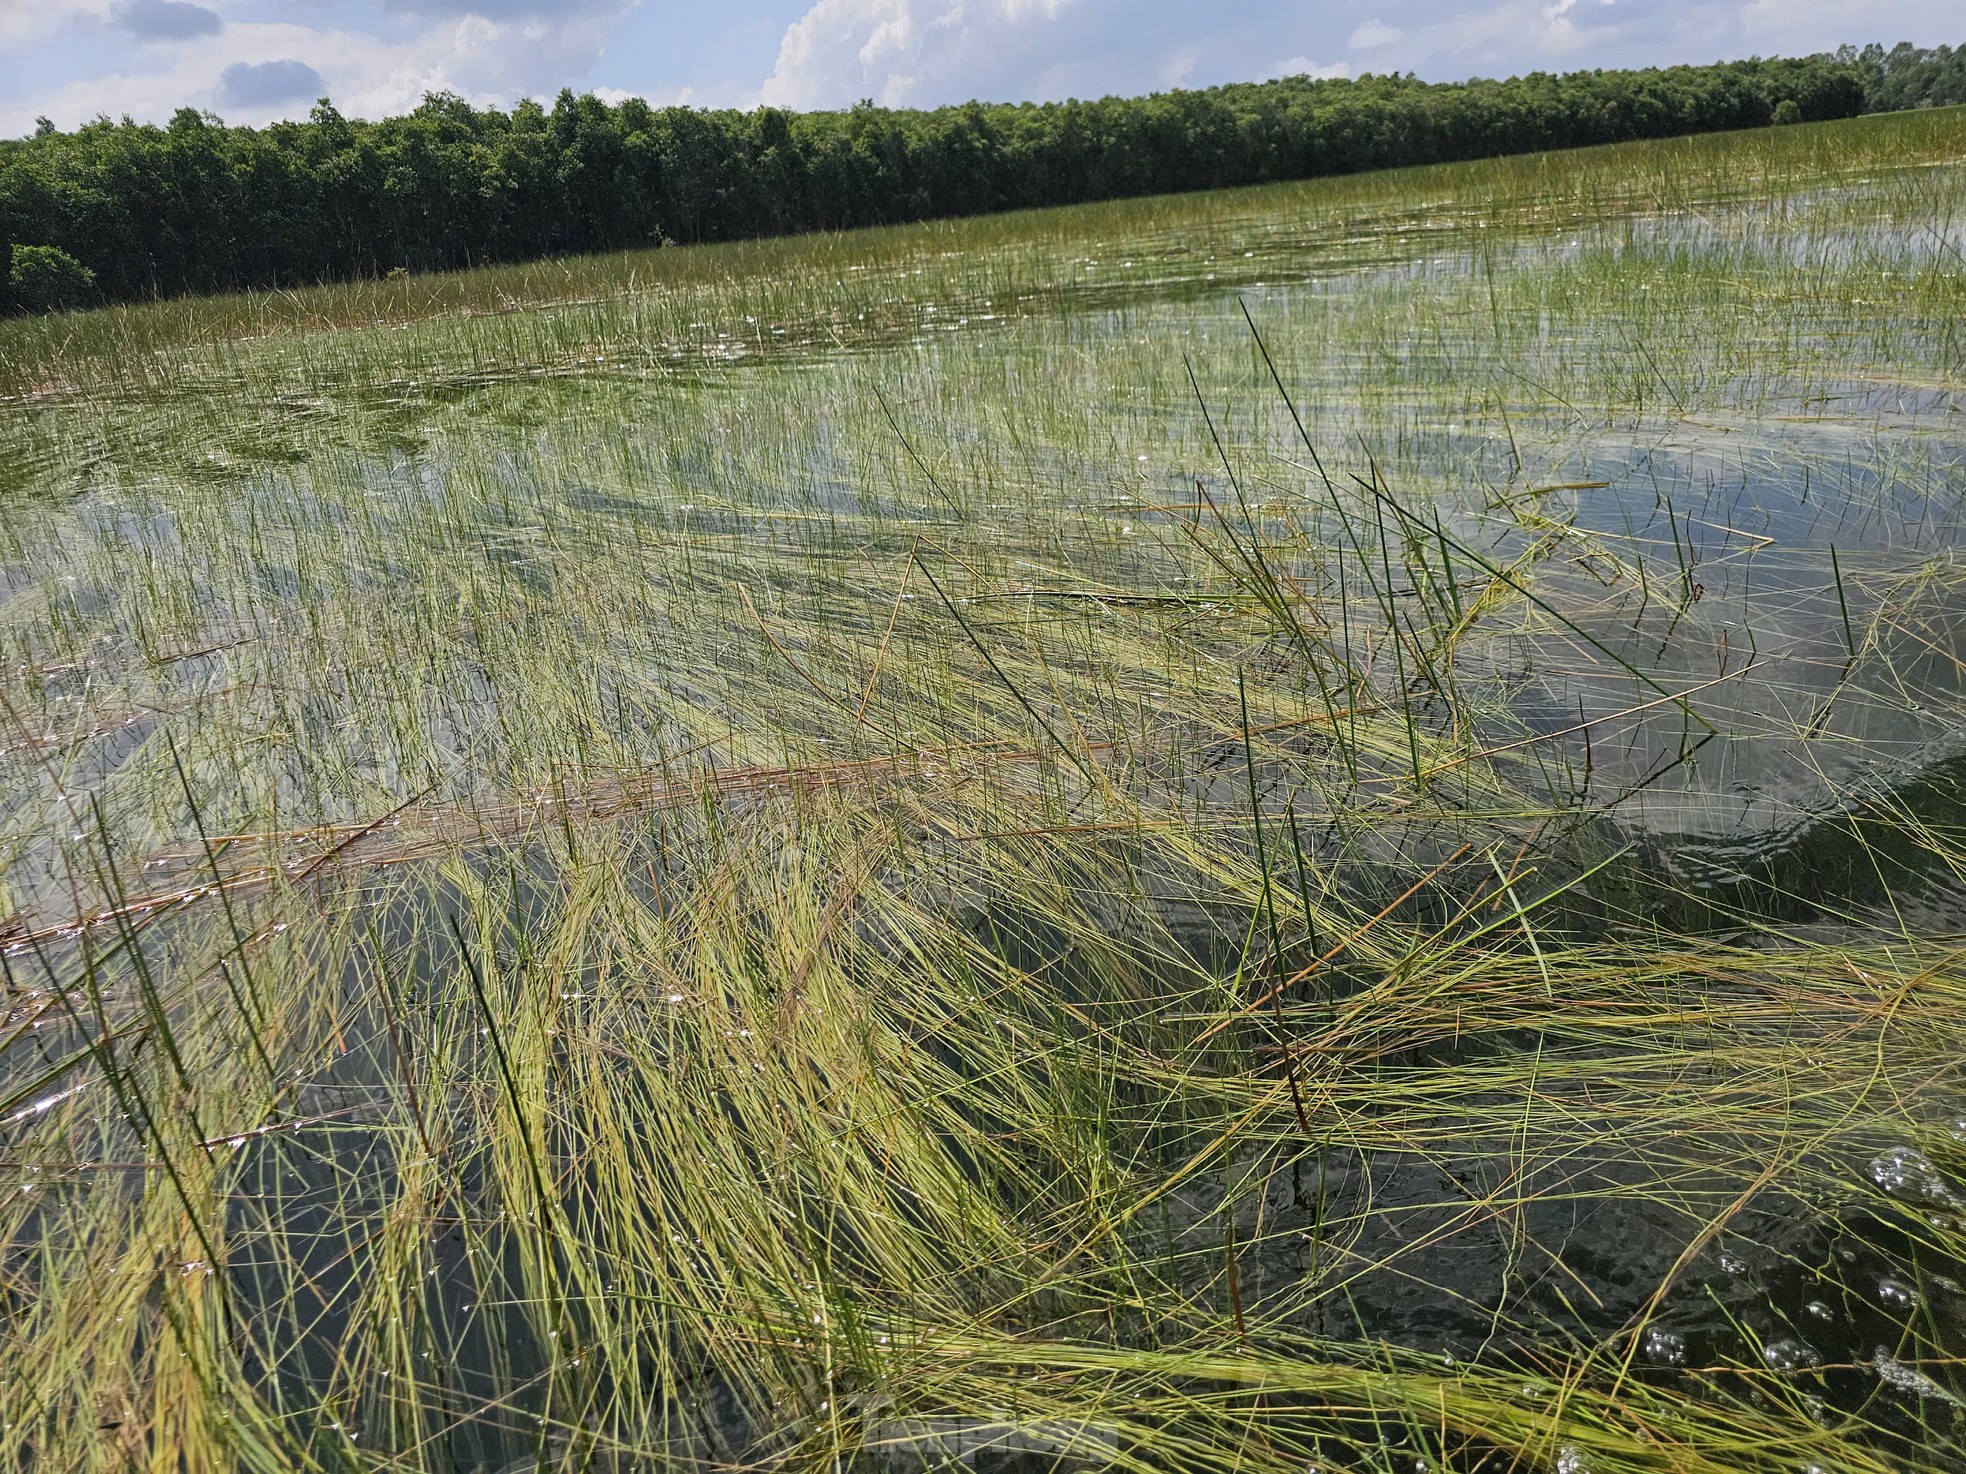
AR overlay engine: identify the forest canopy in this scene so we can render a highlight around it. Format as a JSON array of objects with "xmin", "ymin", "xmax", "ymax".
[{"xmin": 0, "ymin": 42, "xmax": 1959, "ymax": 314}]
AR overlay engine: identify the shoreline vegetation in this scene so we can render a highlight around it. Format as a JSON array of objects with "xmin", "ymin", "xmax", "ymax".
[{"xmin": 1, "ymin": 41, "xmax": 1962, "ymax": 317}]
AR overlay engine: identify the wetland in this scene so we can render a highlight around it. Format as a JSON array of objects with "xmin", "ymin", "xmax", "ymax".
[{"xmin": 0, "ymin": 108, "xmax": 1963, "ymax": 1473}]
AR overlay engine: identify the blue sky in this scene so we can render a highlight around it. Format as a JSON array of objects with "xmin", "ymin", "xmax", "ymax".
[{"xmin": 1, "ymin": 0, "xmax": 1957, "ymax": 137}]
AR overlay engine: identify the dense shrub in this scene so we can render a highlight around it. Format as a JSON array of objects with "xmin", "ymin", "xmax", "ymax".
[
  {"xmin": 0, "ymin": 44, "xmax": 1947, "ymax": 313},
  {"xmin": 7, "ymin": 243, "xmax": 95, "ymax": 313}
]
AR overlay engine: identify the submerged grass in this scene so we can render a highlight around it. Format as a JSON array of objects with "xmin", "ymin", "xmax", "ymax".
[{"xmin": 0, "ymin": 109, "xmax": 1963, "ymax": 1472}]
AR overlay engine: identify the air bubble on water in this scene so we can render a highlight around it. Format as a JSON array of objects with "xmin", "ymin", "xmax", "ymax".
[
  {"xmin": 1718, "ymin": 1251, "xmax": 1750, "ymax": 1276},
  {"xmin": 1878, "ymin": 1278, "xmax": 1918, "ymax": 1309},
  {"xmin": 1554, "ymin": 1445, "xmax": 1591, "ymax": 1474},
  {"xmin": 1642, "ymin": 1327, "xmax": 1687, "ymax": 1366},
  {"xmin": 1868, "ymin": 1145, "xmax": 1961, "ymax": 1207},
  {"xmin": 1872, "ymin": 1349, "xmax": 1966, "ymax": 1406},
  {"xmin": 1761, "ymin": 1338, "xmax": 1820, "ymax": 1372},
  {"xmin": 1805, "ymin": 1300, "xmax": 1834, "ymax": 1322}
]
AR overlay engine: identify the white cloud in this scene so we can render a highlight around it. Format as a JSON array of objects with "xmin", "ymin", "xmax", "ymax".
[
  {"xmin": 1348, "ymin": 18, "xmax": 1403, "ymax": 49},
  {"xmin": 1264, "ymin": 56, "xmax": 1352, "ymax": 80},
  {"xmin": 1339, "ymin": 0, "xmax": 1612, "ymax": 74},
  {"xmin": 1162, "ymin": 43, "xmax": 1202, "ymax": 88},
  {"xmin": 0, "ymin": 9, "xmax": 640, "ymax": 133},
  {"xmin": 1, "ymin": 1, "xmax": 110, "ymax": 51},
  {"xmin": 381, "ymin": 0, "xmax": 629, "ymax": 15},
  {"xmin": 762, "ymin": 0, "xmax": 1077, "ymax": 109},
  {"xmin": 1737, "ymin": 0, "xmax": 1963, "ymax": 56}
]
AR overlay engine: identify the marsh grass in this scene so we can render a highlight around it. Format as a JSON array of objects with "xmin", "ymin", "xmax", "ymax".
[{"xmin": 0, "ymin": 109, "xmax": 1962, "ymax": 1472}]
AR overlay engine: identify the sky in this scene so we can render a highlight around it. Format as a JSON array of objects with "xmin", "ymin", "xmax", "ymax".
[{"xmin": 0, "ymin": 0, "xmax": 1957, "ymax": 137}]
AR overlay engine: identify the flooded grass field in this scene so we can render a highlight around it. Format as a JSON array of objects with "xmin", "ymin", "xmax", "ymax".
[{"xmin": 0, "ymin": 108, "xmax": 1963, "ymax": 1473}]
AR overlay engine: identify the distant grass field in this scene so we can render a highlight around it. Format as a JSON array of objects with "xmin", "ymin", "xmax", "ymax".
[{"xmin": 0, "ymin": 108, "xmax": 1963, "ymax": 1474}]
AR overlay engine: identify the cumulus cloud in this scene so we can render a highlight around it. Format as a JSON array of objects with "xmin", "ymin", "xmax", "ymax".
[
  {"xmin": 217, "ymin": 58, "xmax": 327, "ymax": 106},
  {"xmin": 380, "ymin": 0, "xmax": 632, "ymax": 16},
  {"xmin": 1161, "ymin": 43, "xmax": 1203, "ymax": 87},
  {"xmin": 2, "ymin": 1, "xmax": 105, "ymax": 50},
  {"xmin": 754, "ymin": 0, "xmax": 1637, "ymax": 111},
  {"xmin": 1348, "ymin": 18, "xmax": 1404, "ymax": 49},
  {"xmin": 1736, "ymin": 0, "xmax": 1962, "ymax": 56},
  {"xmin": 762, "ymin": 0, "xmax": 1077, "ymax": 108},
  {"xmin": 112, "ymin": 0, "xmax": 222, "ymax": 40},
  {"xmin": 0, "ymin": 8, "xmax": 653, "ymax": 134},
  {"xmin": 1407, "ymin": 0, "xmax": 1612, "ymax": 67},
  {"xmin": 1264, "ymin": 56, "xmax": 1352, "ymax": 80}
]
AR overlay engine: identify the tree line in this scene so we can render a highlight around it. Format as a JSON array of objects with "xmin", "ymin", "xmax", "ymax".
[{"xmin": 2, "ymin": 43, "xmax": 1958, "ymax": 315}]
